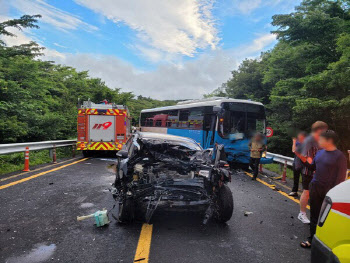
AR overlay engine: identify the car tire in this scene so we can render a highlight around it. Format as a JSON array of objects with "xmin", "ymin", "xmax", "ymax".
[
  {"xmin": 118, "ymin": 199, "xmax": 135, "ymax": 223},
  {"xmin": 216, "ymin": 185, "xmax": 234, "ymax": 223}
]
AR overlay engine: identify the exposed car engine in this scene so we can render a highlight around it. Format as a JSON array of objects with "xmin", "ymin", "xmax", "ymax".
[{"xmin": 111, "ymin": 132, "xmax": 233, "ymax": 224}]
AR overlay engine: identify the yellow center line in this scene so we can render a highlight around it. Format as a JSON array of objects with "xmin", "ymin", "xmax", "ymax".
[
  {"xmin": 244, "ymin": 171, "xmax": 310, "ymax": 210},
  {"xmin": 0, "ymin": 158, "xmax": 89, "ymax": 190},
  {"xmin": 266, "ymin": 176, "xmax": 303, "ymax": 195},
  {"xmin": 0, "ymin": 157, "xmax": 81, "ymax": 182},
  {"xmin": 134, "ymin": 224, "xmax": 153, "ymax": 263}
]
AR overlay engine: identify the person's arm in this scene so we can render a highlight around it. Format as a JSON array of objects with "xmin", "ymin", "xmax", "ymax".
[
  {"xmin": 292, "ymin": 138, "xmax": 297, "ymax": 153},
  {"xmin": 248, "ymin": 141, "xmax": 252, "ymax": 151},
  {"xmin": 335, "ymin": 155, "xmax": 347, "ymax": 186},
  {"xmin": 298, "ymin": 138, "xmax": 315, "ymax": 164},
  {"xmin": 295, "ymin": 151, "xmax": 316, "ymax": 171}
]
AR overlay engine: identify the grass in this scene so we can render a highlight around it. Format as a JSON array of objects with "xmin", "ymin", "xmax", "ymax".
[
  {"xmin": 0, "ymin": 147, "xmax": 74, "ymax": 175},
  {"xmin": 263, "ymin": 163, "xmax": 294, "ymax": 179}
]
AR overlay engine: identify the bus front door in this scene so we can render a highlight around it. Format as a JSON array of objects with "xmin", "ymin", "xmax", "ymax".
[{"xmin": 203, "ymin": 114, "xmax": 216, "ymax": 149}]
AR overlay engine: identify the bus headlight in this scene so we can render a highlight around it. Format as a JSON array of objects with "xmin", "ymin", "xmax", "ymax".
[
  {"xmin": 318, "ymin": 196, "xmax": 332, "ymax": 227},
  {"xmin": 199, "ymin": 170, "xmax": 210, "ymax": 178}
]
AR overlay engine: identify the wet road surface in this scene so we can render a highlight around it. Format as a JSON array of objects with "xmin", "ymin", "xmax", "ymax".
[{"xmin": 0, "ymin": 157, "xmax": 311, "ymax": 263}]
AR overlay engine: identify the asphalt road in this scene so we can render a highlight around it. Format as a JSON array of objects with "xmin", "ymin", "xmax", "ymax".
[{"xmin": 0, "ymin": 157, "xmax": 311, "ymax": 263}]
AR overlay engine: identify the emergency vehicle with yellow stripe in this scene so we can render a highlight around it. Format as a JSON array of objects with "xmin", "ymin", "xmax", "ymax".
[
  {"xmin": 312, "ymin": 179, "xmax": 350, "ymax": 263},
  {"xmin": 77, "ymin": 100, "xmax": 131, "ymax": 156}
]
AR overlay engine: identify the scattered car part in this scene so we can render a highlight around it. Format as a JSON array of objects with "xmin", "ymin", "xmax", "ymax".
[{"xmin": 77, "ymin": 209, "xmax": 110, "ymax": 227}]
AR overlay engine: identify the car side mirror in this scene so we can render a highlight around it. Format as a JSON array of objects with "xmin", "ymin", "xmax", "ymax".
[{"xmin": 116, "ymin": 150, "xmax": 128, "ymax": 158}]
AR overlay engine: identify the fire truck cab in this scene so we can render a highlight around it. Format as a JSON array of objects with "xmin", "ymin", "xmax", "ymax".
[{"xmin": 77, "ymin": 100, "xmax": 131, "ymax": 156}]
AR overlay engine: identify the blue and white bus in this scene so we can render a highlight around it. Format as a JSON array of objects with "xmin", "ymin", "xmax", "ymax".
[{"xmin": 140, "ymin": 97, "xmax": 272, "ymax": 165}]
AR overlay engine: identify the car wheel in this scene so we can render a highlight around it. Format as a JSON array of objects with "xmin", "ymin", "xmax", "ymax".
[
  {"xmin": 216, "ymin": 185, "xmax": 234, "ymax": 223},
  {"xmin": 118, "ymin": 199, "xmax": 135, "ymax": 223}
]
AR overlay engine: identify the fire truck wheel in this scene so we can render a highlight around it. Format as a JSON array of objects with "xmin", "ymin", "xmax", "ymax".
[{"xmin": 82, "ymin": 150, "xmax": 91, "ymax": 157}]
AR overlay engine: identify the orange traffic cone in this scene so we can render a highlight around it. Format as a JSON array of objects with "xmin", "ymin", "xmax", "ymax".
[
  {"xmin": 281, "ymin": 160, "xmax": 287, "ymax": 183},
  {"xmin": 23, "ymin": 147, "xmax": 30, "ymax": 171}
]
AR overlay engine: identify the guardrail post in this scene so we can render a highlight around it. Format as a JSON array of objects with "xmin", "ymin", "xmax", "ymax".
[
  {"xmin": 72, "ymin": 144, "xmax": 76, "ymax": 158},
  {"xmin": 52, "ymin": 145, "xmax": 57, "ymax": 163},
  {"xmin": 23, "ymin": 147, "xmax": 30, "ymax": 171},
  {"xmin": 281, "ymin": 160, "xmax": 287, "ymax": 183}
]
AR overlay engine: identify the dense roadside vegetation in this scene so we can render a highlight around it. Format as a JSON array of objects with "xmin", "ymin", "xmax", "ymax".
[
  {"xmin": 0, "ymin": 15, "xmax": 176, "ymax": 144},
  {"xmin": 208, "ymin": 0, "xmax": 350, "ymax": 156}
]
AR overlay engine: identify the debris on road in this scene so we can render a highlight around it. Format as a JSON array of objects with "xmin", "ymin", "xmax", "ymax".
[
  {"xmin": 244, "ymin": 211, "xmax": 253, "ymax": 216},
  {"xmin": 77, "ymin": 209, "xmax": 110, "ymax": 227}
]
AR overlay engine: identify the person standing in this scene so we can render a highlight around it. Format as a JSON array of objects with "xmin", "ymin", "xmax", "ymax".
[
  {"xmin": 248, "ymin": 133, "xmax": 267, "ymax": 180},
  {"xmin": 297, "ymin": 121, "xmax": 328, "ymax": 224},
  {"xmin": 289, "ymin": 131, "xmax": 307, "ymax": 197},
  {"xmin": 296, "ymin": 130, "xmax": 347, "ymax": 248}
]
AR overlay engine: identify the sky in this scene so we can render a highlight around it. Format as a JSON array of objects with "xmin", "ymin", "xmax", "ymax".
[{"xmin": 0, "ymin": 0, "xmax": 300, "ymax": 100}]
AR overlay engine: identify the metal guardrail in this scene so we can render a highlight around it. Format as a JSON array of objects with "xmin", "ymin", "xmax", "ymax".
[
  {"xmin": 266, "ymin": 152, "xmax": 294, "ymax": 167},
  {"xmin": 0, "ymin": 140, "xmax": 76, "ymax": 155}
]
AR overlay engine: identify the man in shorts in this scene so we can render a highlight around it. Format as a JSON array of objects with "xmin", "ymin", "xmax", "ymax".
[{"xmin": 297, "ymin": 121, "xmax": 328, "ymax": 224}]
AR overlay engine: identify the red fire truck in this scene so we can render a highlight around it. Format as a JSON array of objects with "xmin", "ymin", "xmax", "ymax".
[{"xmin": 77, "ymin": 100, "xmax": 131, "ymax": 156}]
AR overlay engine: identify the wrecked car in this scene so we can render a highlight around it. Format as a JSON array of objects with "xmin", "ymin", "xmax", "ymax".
[{"xmin": 111, "ymin": 132, "xmax": 233, "ymax": 224}]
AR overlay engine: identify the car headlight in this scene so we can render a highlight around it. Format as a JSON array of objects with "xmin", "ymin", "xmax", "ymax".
[
  {"xmin": 199, "ymin": 170, "xmax": 210, "ymax": 178},
  {"xmin": 318, "ymin": 196, "xmax": 332, "ymax": 227}
]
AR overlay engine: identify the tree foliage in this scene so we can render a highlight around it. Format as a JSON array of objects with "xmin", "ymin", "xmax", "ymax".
[
  {"xmin": 0, "ymin": 16, "xmax": 176, "ymax": 143},
  {"xmin": 209, "ymin": 0, "xmax": 350, "ymax": 155}
]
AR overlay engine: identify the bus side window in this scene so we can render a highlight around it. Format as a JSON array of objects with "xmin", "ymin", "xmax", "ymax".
[
  {"xmin": 189, "ymin": 108, "xmax": 204, "ymax": 129},
  {"xmin": 146, "ymin": 119, "xmax": 153, "ymax": 127},
  {"xmin": 179, "ymin": 110, "xmax": 189, "ymax": 128},
  {"xmin": 155, "ymin": 120, "xmax": 162, "ymax": 127}
]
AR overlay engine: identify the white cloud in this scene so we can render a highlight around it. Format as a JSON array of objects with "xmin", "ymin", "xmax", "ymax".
[
  {"xmin": 10, "ymin": 0, "xmax": 98, "ymax": 32},
  {"xmin": 53, "ymin": 42, "xmax": 68, "ymax": 48},
  {"xmin": 1, "ymin": 13, "xmax": 275, "ymax": 100},
  {"xmin": 55, "ymin": 50, "xmax": 236, "ymax": 100},
  {"xmin": 229, "ymin": 0, "xmax": 298, "ymax": 15},
  {"xmin": 74, "ymin": 0, "xmax": 219, "ymax": 58},
  {"xmin": 52, "ymin": 34, "xmax": 275, "ymax": 100},
  {"xmin": 240, "ymin": 33, "xmax": 276, "ymax": 55},
  {"xmin": 234, "ymin": 0, "xmax": 262, "ymax": 14}
]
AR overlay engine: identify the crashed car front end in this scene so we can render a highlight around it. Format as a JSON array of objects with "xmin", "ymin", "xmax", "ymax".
[{"xmin": 111, "ymin": 133, "xmax": 233, "ymax": 224}]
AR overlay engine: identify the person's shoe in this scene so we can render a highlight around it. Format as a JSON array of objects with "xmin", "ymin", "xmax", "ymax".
[
  {"xmin": 288, "ymin": 191, "xmax": 298, "ymax": 197},
  {"xmin": 251, "ymin": 177, "xmax": 257, "ymax": 181},
  {"xmin": 298, "ymin": 212, "xmax": 310, "ymax": 224}
]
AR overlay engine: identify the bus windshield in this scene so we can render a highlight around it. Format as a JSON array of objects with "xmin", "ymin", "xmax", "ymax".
[{"xmin": 219, "ymin": 102, "xmax": 265, "ymax": 139}]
